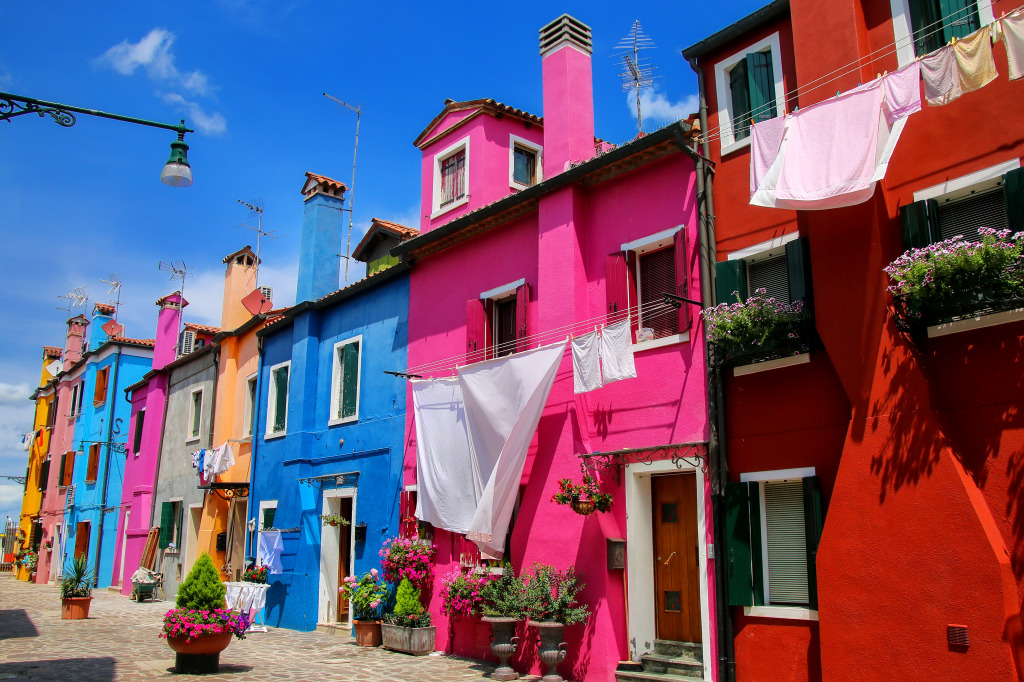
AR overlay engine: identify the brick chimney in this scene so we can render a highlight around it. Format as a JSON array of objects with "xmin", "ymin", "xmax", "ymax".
[
  {"xmin": 539, "ymin": 15, "xmax": 595, "ymax": 177},
  {"xmin": 153, "ymin": 292, "xmax": 187, "ymax": 370},
  {"xmin": 297, "ymin": 172, "xmax": 348, "ymax": 302},
  {"xmin": 64, "ymin": 314, "xmax": 89, "ymax": 365},
  {"xmin": 221, "ymin": 246, "xmax": 259, "ymax": 330}
]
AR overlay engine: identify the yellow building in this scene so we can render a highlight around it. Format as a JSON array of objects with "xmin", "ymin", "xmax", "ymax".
[{"xmin": 17, "ymin": 346, "xmax": 62, "ymax": 580}]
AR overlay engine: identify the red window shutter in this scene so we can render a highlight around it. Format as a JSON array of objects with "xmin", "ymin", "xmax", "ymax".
[
  {"xmin": 62, "ymin": 451, "xmax": 75, "ymax": 487},
  {"xmin": 606, "ymin": 252, "xmax": 629, "ymax": 322},
  {"xmin": 674, "ymin": 228, "xmax": 691, "ymax": 331},
  {"xmin": 515, "ymin": 283, "xmax": 530, "ymax": 353},
  {"xmin": 466, "ymin": 299, "xmax": 489, "ymax": 364},
  {"xmin": 86, "ymin": 444, "xmax": 99, "ymax": 482}
]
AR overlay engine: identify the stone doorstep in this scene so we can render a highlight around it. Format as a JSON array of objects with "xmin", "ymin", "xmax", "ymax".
[
  {"xmin": 614, "ymin": 670, "xmax": 704, "ymax": 682},
  {"xmin": 652, "ymin": 640, "xmax": 702, "ymax": 660},
  {"xmin": 640, "ymin": 653, "xmax": 704, "ymax": 677}
]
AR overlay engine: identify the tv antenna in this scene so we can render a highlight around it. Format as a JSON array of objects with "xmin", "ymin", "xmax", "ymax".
[
  {"xmin": 615, "ymin": 20, "xmax": 658, "ymax": 136},
  {"xmin": 158, "ymin": 260, "xmax": 192, "ymax": 353},
  {"xmin": 237, "ymin": 198, "xmax": 277, "ymax": 289},
  {"xmin": 99, "ymin": 273, "xmax": 122, "ymax": 319},
  {"xmin": 57, "ymin": 287, "xmax": 88, "ymax": 314},
  {"xmin": 323, "ymin": 92, "xmax": 361, "ymax": 283}
]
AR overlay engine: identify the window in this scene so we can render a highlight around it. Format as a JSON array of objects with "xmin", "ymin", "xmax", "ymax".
[
  {"xmin": 330, "ymin": 337, "xmax": 362, "ymax": 425},
  {"xmin": 259, "ymin": 500, "xmax": 278, "ymax": 531},
  {"xmin": 85, "ymin": 444, "xmax": 100, "ymax": 483},
  {"xmin": 46, "ymin": 396, "xmax": 58, "ymax": 427},
  {"xmin": 726, "ymin": 469, "xmax": 823, "ymax": 613},
  {"xmin": 716, "ymin": 234, "xmax": 812, "ymax": 309},
  {"xmin": 467, "ymin": 280, "xmax": 529, "ymax": 362},
  {"xmin": 243, "ymin": 374, "xmax": 257, "ymax": 437},
  {"xmin": 493, "ymin": 297, "xmax": 518, "ymax": 357},
  {"xmin": 266, "ymin": 361, "xmax": 290, "ymax": 437},
  {"xmin": 76, "ymin": 382, "xmax": 84, "ymax": 416},
  {"xmin": 58, "ymin": 451, "xmax": 75, "ymax": 487},
  {"xmin": 132, "ymin": 409, "xmax": 145, "ymax": 455},
  {"xmin": 892, "ymin": 0, "xmax": 995, "ymax": 65},
  {"xmin": 93, "ymin": 367, "xmax": 109, "ymax": 404},
  {"xmin": 431, "ymin": 137, "xmax": 470, "ymax": 216},
  {"xmin": 509, "ymin": 135, "xmax": 542, "ymax": 189},
  {"xmin": 70, "ymin": 384, "xmax": 80, "ymax": 417},
  {"xmin": 901, "ymin": 161, "xmax": 1022, "ymax": 250},
  {"xmin": 158, "ymin": 500, "xmax": 183, "ymax": 550},
  {"xmin": 611, "ymin": 227, "xmax": 692, "ymax": 345},
  {"xmin": 713, "ymin": 33, "xmax": 784, "ymax": 154},
  {"xmin": 187, "ymin": 389, "xmax": 203, "ymax": 442},
  {"xmin": 38, "ymin": 458, "xmax": 50, "ymax": 492}
]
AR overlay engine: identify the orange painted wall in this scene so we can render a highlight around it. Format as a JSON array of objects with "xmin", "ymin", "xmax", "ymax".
[{"xmin": 16, "ymin": 354, "xmax": 57, "ymax": 580}]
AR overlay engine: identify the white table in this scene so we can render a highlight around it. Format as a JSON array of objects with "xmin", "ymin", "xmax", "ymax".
[{"xmin": 225, "ymin": 581, "xmax": 270, "ymax": 632}]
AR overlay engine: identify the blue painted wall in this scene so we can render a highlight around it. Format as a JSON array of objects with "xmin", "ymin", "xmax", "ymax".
[
  {"xmin": 64, "ymin": 341, "xmax": 152, "ymax": 587},
  {"xmin": 249, "ymin": 266, "xmax": 409, "ymax": 631},
  {"xmin": 296, "ymin": 190, "xmax": 345, "ymax": 302}
]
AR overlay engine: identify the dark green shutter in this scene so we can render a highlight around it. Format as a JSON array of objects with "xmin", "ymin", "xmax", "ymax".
[
  {"xmin": 263, "ymin": 507, "xmax": 276, "ymax": 530},
  {"xmin": 57, "ymin": 454, "xmax": 67, "ymax": 487},
  {"xmin": 939, "ymin": 0, "xmax": 979, "ymax": 43},
  {"xmin": 909, "ymin": 0, "xmax": 943, "ymax": 55},
  {"xmin": 158, "ymin": 502, "xmax": 174, "ymax": 549},
  {"xmin": 749, "ymin": 482, "xmax": 765, "ymax": 606},
  {"xmin": 715, "ymin": 260, "xmax": 748, "ymax": 305},
  {"xmin": 729, "ymin": 59, "xmax": 751, "ymax": 141},
  {"xmin": 341, "ymin": 342, "xmax": 359, "ymax": 419},
  {"xmin": 273, "ymin": 366, "xmax": 289, "ymax": 432},
  {"xmin": 1004, "ymin": 167, "xmax": 1024, "ymax": 230},
  {"xmin": 725, "ymin": 482, "xmax": 755, "ymax": 606},
  {"xmin": 900, "ymin": 199, "xmax": 938, "ymax": 251},
  {"xmin": 803, "ymin": 477, "xmax": 824, "ymax": 609},
  {"xmin": 746, "ymin": 50, "xmax": 776, "ymax": 124},
  {"xmin": 785, "ymin": 237, "xmax": 813, "ymax": 307}
]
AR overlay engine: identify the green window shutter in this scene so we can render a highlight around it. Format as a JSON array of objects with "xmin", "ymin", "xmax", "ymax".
[
  {"xmin": 158, "ymin": 502, "xmax": 174, "ymax": 549},
  {"xmin": 715, "ymin": 260, "xmax": 748, "ymax": 305},
  {"xmin": 899, "ymin": 199, "xmax": 938, "ymax": 251},
  {"xmin": 803, "ymin": 476, "xmax": 824, "ymax": 610},
  {"xmin": 263, "ymin": 507, "xmax": 276, "ymax": 530},
  {"xmin": 725, "ymin": 482, "xmax": 755, "ymax": 606},
  {"xmin": 746, "ymin": 50, "xmax": 776, "ymax": 124},
  {"xmin": 273, "ymin": 367, "xmax": 289, "ymax": 432},
  {"xmin": 341, "ymin": 342, "xmax": 360, "ymax": 419},
  {"xmin": 939, "ymin": 0, "xmax": 979, "ymax": 44},
  {"xmin": 1004, "ymin": 166, "xmax": 1024, "ymax": 230},
  {"xmin": 763, "ymin": 480, "xmax": 808, "ymax": 605},
  {"xmin": 909, "ymin": 0, "xmax": 943, "ymax": 55},
  {"xmin": 785, "ymin": 237, "xmax": 813, "ymax": 307},
  {"xmin": 729, "ymin": 59, "xmax": 751, "ymax": 141},
  {"xmin": 57, "ymin": 454, "xmax": 66, "ymax": 487}
]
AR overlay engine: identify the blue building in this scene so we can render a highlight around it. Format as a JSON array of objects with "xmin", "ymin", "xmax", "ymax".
[
  {"xmin": 248, "ymin": 173, "xmax": 417, "ymax": 631},
  {"xmin": 63, "ymin": 303, "xmax": 154, "ymax": 588}
]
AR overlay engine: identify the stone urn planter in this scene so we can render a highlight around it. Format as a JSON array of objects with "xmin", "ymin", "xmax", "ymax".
[
  {"xmin": 60, "ymin": 596, "xmax": 92, "ymax": 620},
  {"xmin": 352, "ymin": 619, "xmax": 383, "ymax": 647},
  {"xmin": 529, "ymin": 621, "xmax": 568, "ymax": 682},
  {"xmin": 167, "ymin": 632, "xmax": 233, "ymax": 674},
  {"xmin": 482, "ymin": 616, "xmax": 520, "ymax": 681},
  {"xmin": 380, "ymin": 623, "xmax": 436, "ymax": 655}
]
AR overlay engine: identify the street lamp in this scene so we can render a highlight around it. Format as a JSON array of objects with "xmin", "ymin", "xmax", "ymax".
[{"xmin": 0, "ymin": 91, "xmax": 196, "ymax": 187}]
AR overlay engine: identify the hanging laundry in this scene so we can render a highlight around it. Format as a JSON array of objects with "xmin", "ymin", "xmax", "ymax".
[
  {"xmin": 257, "ymin": 530, "xmax": 284, "ymax": 574},
  {"xmin": 600, "ymin": 320, "xmax": 637, "ymax": 384},
  {"xmin": 749, "ymin": 116, "xmax": 787, "ymax": 205},
  {"xmin": 922, "ymin": 46, "xmax": 962, "ymax": 105},
  {"xmin": 22, "ymin": 432, "xmax": 34, "ymax": 452},
  {"xmin": 954, "ymin": 25, "xmax": 998, "ymax": 94},
  {"xmin": 571, "ymin": 331, "xmax": 603, "ymax": 394},
  {"xmin": 411, "ymin": 378, "xmax": 478, "ymax": 534},
  {"xmin": 462, "ymin": 342, "xmax": 566, "ymax": 556},
  {"xmin": 995, "ymin": 9, "xmax": 1024, "ymax": 80},
  {"xmin": 203, "ymin": 447, "xmax": 217, "ymax": 481},
  {"xmin": 210, "ymin": 444, "xmax": 235, "ymax": 476}
]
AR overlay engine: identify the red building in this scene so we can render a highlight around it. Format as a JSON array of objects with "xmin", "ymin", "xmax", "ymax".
[{"xmin": 684, "ymin": 0, "xmax": 1024, "ymax": 680}]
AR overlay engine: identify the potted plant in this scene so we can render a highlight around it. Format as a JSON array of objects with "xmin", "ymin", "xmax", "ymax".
[
  {"xmin": 379, "ymin": 536, "xmax": 435, "ymax": 590},
  {"xmin": 21, "ymin": 550, "xmax": 38, "ymax": 581},
  {"xmin": 703, "ymin": 290, "xmax": 809, "ymax": 367},
  {"xmin": 60, "ymin": 554, "xmax": 93, "ymax": 620},
  {"xmin": 340, "ymin": 568, "xmax": 388, "ymax": 647},
  {"xmin": 319, "ymin": 513, "xmax": 350, "ymax": 527},
  {"xmin": 551, "ymin": 474, "xmax": 613, "ymax": 515},
  {"xmin": 161, "ymin": 553, "xmax": 249, "ymax": 674},
  {"xmin": 524, "ymin": 564, "xmax": 589, "ymax": 682},
  {"xmin": 381, "ymin": 578, "xmax": 435, "ymax": 655},
  {"xmin": 242, "ymin": 564, "xmax": 268, "ymax": 584},
  {"xmin": 480, "ymin": 568, "xmax": 529, "ymax": 681}
]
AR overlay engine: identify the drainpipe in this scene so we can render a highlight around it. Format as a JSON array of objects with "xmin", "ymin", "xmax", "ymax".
[
  {"xmin": 687, "ymin": 55, "xmax": 735, "ymax": 682},
  {"xmin": 93, "ymin": 345, "xmax": 122, "ymax": 587}
]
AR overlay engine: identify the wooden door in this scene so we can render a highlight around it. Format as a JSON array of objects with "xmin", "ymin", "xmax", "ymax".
[
  {"xmin": 652, "ymin": 474, "xmax": 701, "ymax": 642},
  {"xmin": 336, "ymin": 498, "xmax": 353, "ymax": 623},
  {"xmin": 75, "ymin": 521, "xmax": 90, "ymax": 560}
]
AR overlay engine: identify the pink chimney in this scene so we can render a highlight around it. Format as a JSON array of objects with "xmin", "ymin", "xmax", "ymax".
[
  {"xmin": 64, "ymin": 314, "xmax": 89, "ymax": 365},
  {"xmin": 153, "ymin": 292, "xmax": 188, "ymax": 370},
  {"xmin": 540, "ymin": 14, "xmax": 595, "ymax": 178}
]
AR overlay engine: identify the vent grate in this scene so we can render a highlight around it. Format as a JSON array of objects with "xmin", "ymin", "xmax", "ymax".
[
  {"xmin": 539, "ymin": 14, "xmax": 593, "ymax": 55},
  {"xmin": 947, "ymin": 624, "xmax": 969, "ymax": 648}
]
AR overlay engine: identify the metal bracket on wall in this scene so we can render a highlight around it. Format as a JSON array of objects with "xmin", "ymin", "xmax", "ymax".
[
  {"xmin": 579, "ymin": 442, "xmax": 709, "ymax": 483},
  {"xmin": 79, "ymin": 439, "xmax": 128, "ymax": 455},
  {"xmin": 297, "ymin": 471, "xmax": 360, "ymax": 490},
  {"xmin": 198, "ymin": 482, "xmax": 250, "ymax": 500}
]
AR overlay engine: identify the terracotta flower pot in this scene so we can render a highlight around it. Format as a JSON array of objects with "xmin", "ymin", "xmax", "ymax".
[
  {"xmin": 167, "ymin": 632, "xmax": 233, "ymax": 674},
  {"xmin": 483, "ymin": 616, "xmax": 521, "ymax": 681},
  {"xmin": 352, "ymin": 619, "xmax": 383, "ymax": 647},
  {"xmin": 529, "ymin": 621, "xmax": 568, "ymax": 682},
  {"xmin": 570, "ymin": 499, "xmax": 596, "ymax": 515},
  {"xmin": 60, "ymin": 597, "xmax": 92, "ymax": 620}
]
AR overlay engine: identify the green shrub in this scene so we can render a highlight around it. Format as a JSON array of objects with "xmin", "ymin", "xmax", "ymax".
[
  {"xmin": 60, "ymin": 554, "xmax": 93, "ymax": 599},
  {"xmin": 385, "ymin": 578, "xmax": 431, "ymax": 628},
  {"xmin": 480, "ymin": 568, "xmax": 528, "ymax": 619},
  {"xmin": 175, "ymin": 553, "xmax": 226, "ymax": 611},
  {"xmin": 524, "ymin": 564, "xmax": 588, "ymax": 625}
]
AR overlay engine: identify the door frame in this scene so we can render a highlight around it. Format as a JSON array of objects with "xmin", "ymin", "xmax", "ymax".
[
  {"xmin": 625, "ymin": 459, "xmax": 711, "ymax": 680},
  {"xmin": 318, "ymin": 486, "xmax": 357, "ymax": 624}
]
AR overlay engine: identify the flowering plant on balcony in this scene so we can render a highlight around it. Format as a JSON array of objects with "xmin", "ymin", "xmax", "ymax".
[
  {"xmin": 340, "ymin": 568, "xmax": 389, "ymax": 620},
  {"xmin": 551, "ymin": 474, "xmax": 613, "ymax": 515},
  {"xmin": 439, "ymin": 570, "xmax": 492, "ymax": 618},
  {"xmin": 703, "ymin": 290, "xmax": 808, "ymax": 366},
  {"xmin": 242, "ymin": 564, "xmax": 268, "ymax": 584},
  {"xmin": 885, "ymin": 228, "xmax": 1023, "ymax": 327},
  {"xmin": 379, "ymin": 536, "xmax": 435, "ymax": 589}
]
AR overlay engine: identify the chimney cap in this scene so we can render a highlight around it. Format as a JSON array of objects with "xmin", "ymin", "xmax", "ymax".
[
  {"xmin": 301, "ymin": 172, "xmax": 348, "ymax": 199},
  {"xmin": 222, "ymin": 245, "xmax": 260, "ymax": 266},
  {"xmin": 539, "ymin": 14, "xmax": 593, "ymax": 57},
  {"xmin": 43, "ymin": 346, "xmax": 63, "ymax": 359},
  {"xmin": 155, "ymin": 291, "xmax": 189, "ymax": 308},
  {"xmin": 92, "ymin": 302, "xmax": 116, "ymax": 316}
]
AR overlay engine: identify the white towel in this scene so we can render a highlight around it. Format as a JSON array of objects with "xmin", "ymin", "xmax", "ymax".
[
  {"xmin": 257, "ymin": 530, "xmax": 284, "ymax": 574},
  {"xmin": 571, "ymin": 331, "xmax": 603, "ymax": 394},
  {"xmin": 995, "ymin": 9, "xmax": 1024, "ymax": 80},
  {"xmin": 600, "ymin": 320, "xmax": 637, "ymax": 384},
  {"xmin": 213, "ymin": 444, "xmax": 235, "ymax": 475}
]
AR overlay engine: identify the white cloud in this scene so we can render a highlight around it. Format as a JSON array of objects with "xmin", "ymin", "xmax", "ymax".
[
  {"xmin": 160, "ymin": 93, "xmax": 227, "ymax": 136},
  {"xmin": 626, "ymin": 86, "xmax": 699, "ymax": 127},
  {"xmin": 0, "ymin": 382, "xmax": 32, "ymax": 406},
  {"xmin": 0, "ymin": 483, "xmax": 22, "ymax": 508}
]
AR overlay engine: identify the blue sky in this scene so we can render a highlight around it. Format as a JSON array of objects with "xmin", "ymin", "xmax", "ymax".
[{"xmin": 0, "ymin": 0, "xmax": 767, "ymax": 523}]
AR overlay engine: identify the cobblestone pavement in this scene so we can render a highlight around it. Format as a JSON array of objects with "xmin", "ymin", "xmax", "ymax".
[{"xmin": 0, "ymin": 576, "xmax": 497, "ymax": 681}]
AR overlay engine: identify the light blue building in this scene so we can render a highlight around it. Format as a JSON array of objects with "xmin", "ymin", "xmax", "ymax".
[
  {"xmin": 248, "ymin": 173, "xmax": 417, "ymax": 631},
  {"xmin": 63, "ymin": 303, "xmax": 154, "ymax": 588}
]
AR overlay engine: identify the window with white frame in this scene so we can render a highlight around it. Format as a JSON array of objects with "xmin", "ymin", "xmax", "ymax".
[
  {"xmin": 76, "ymin": 381, "xmax": 84, "ymax": 416},
  {"xmin": 259, "ymin": 500, "xmax": 278, "ymax": 531},
  {"xmin": 330, "ymin": 336, "xmax": 362, "ymax": 425},
  {"xmin": 432, "ymin": 137, "xmax": 470, "ymax": 215},
  {"xmin": 471, "ymin": 279, "xmax": 528, "ymax": 359},
  {"xmin": 713, "ymin": 32, "xmax": 785, "ymax": 154},
  {"xmin": 717, "ymin": 233, "xmax": 812, "ymax": 308},
  {"xmin": 891, "ymin": 0, "xmax": 994, "ymax": 65},
  {"xmin": 509, "ymin": 135, "xmax": 542, "ymax": 189},
  {"xmin": 69, "ymin": 383, "xmax": 79, "ymax": 417},
  {"xmin": 187, "ymin": 388, "xmax": 203, "ymax": 442},
  {"xmin": 616, "ymin": 227, "xmax": 690, "ymax": 344},
  {"xmin": 266, "ymin": 361, "xmax": 290, "ymax": 437},
  {"xmin": 727, "ymin": 468, "xmax": 823, "ymax": 614},
  {"xmin": 243, "ymin": 373, "xmax": 257, "ymax": 437}
]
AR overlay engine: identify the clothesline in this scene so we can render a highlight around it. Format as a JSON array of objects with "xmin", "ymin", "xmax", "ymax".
[{"xmin": 401, "ymin": 298, "xmax": 679, "ymax": 377}]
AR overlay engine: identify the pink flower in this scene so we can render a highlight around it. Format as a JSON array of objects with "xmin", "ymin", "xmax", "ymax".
[{"xmin": 370, "ymin": 568, "xmax": 378, "ymax": 578}]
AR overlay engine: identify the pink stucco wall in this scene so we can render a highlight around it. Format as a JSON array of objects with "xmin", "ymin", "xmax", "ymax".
[
  {"xmin": 36, "ymin": 370, "xmax": 76, "ymax": 583},
  {"xmin": 404, "ymin": 149, "xmax": 713, "ymax": 680}
]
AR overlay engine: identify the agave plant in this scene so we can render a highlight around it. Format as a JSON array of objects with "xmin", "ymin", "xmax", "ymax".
[{"xmin": 60, "ymin": 555, "xmax": 94, "ymax": 599}]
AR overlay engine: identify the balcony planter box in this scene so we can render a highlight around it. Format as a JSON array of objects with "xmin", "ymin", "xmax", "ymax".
[
  {"xmin": 380, "ymin": 623, "xmax": 435, "ymax": 656},
  {"xmin": 711, "ymin": 316, "xmax": 814, "ymax": 369},
  {"xmin": 893, "ymin": 290, "xmax": 1024, "ymax": 335}
]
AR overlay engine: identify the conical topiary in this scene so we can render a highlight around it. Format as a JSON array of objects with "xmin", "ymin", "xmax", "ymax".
[{"xmin": 176, "ymin": 553, "xmax": 226, "ymax": 611}]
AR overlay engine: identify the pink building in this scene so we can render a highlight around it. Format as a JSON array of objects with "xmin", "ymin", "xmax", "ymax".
[{"xmin": 398, "ymin": 15, "xmax": 714, "ymax": 682}]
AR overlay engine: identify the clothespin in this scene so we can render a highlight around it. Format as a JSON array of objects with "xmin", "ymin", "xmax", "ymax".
[
  {"xmin": 877, "ymin": 72, "xmax": 881, "ymax": 79},
  {"xmin": 883, "ymin": 70, "xmax": 888, "ymax": 77},
  {"xmin": 836, "ymin": 91, "xmax": 841, "ymax": 97}
]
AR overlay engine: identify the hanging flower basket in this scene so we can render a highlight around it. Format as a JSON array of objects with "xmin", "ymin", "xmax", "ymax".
[
  {"xmin": 570, "ymin": 500, "xmax": 597, "ymax": 516},
  {"xmin": 552, "ymin": 474, "xmax": 612, "ymax": 515},
  {"xmin": 320, "ymin": 514, "xmax": 350, "ymax": 527}
]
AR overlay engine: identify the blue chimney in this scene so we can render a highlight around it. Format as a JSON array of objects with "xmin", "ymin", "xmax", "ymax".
[
  {"xmin": 90, "ymin": 302, "xmax": 117, "ymax": 350},
  {"xmin": 297, "ymin": 172, "xmax": 348, "ymax": 302}
]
